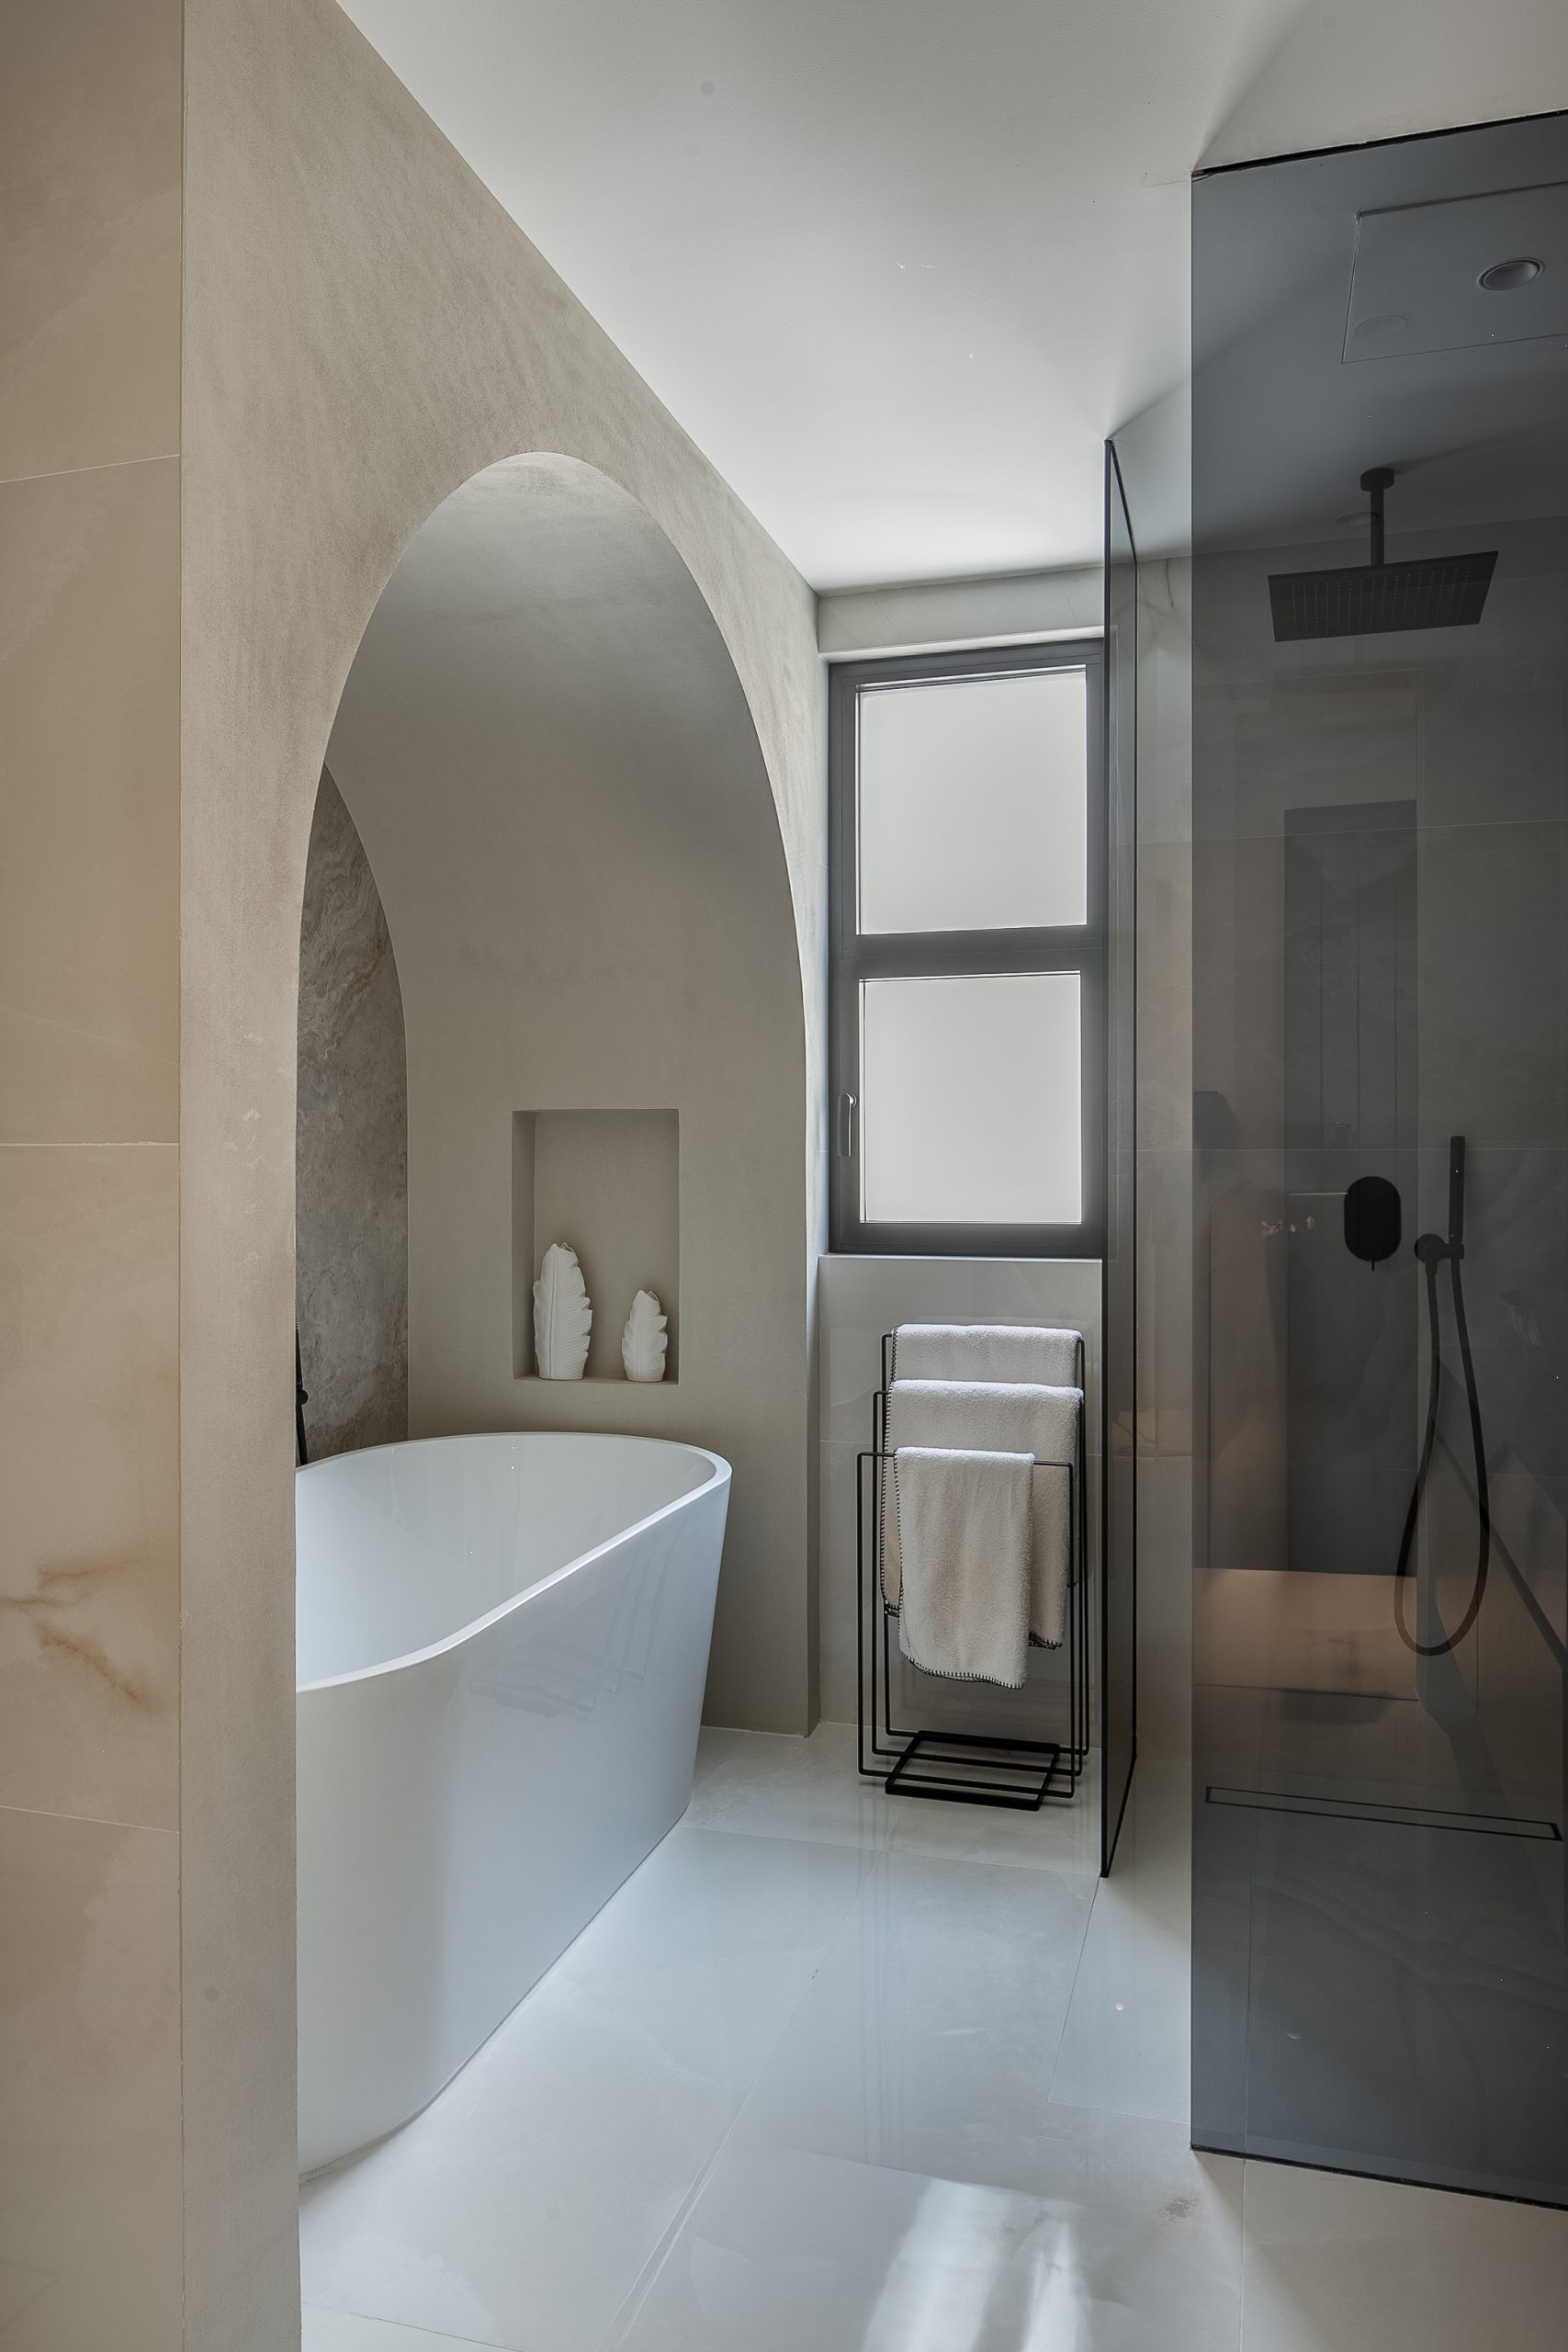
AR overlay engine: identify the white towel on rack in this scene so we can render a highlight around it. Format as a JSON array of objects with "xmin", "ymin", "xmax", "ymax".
[
  {"xmin": 882, "ymin": 1379, "xmax": 1080, "ymax": 1646},
  {"xmin": 892, "ymin": 1447, "xmax": 1033, "ymax": 1687},
  {"xmin": 892, "ymin": 1322, "xmax": 1082, "ymax": 1387}
]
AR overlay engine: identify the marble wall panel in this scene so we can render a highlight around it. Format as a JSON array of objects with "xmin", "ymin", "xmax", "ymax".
[
  {"xmin": 0, "ymin": 1147, "xmax": 179, "ymax": 1828},
  {"xmin": 0, "ymin": 459, "xmax": 180, "ymax": 1148},
  {"xmin": 0, "ymin": 0, "xmax": 181, "ymax": 484},
  {"xmin": 0, "ymin": 1806, "xmax": 182, "ymax": 2351}
]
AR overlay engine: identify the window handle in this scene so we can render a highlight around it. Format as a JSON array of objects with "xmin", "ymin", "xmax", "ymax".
[{"xmin": 836, "ymin": 1091, "xmax": 857, "ymax": 1159}]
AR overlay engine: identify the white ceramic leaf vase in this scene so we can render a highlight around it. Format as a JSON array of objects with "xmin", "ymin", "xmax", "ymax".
[
  {"xmin": 621, "ymin": 1289, "xmax": 668, "ymax": 1383},
  {"xmin": 533, "ymin": 1242, "xmax": 592, "ymax": 1379}
]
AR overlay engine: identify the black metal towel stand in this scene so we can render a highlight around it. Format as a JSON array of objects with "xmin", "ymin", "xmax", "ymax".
[{"xmin": 856, "ymin": 1331, "xmax": 1089, "ymax": 1811}]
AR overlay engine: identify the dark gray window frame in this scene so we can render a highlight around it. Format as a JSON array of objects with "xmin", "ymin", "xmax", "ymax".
[{"xmin": 829, "ymin": 636, "xmax": 1107, "ymax": 1259}]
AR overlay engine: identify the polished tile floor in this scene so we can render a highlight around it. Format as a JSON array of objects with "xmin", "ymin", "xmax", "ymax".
[{"xmin": 300, "ymin": 1724, "xmax": 1568, "ymax": 2351}]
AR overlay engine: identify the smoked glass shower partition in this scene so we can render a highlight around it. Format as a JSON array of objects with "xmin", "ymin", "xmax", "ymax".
[
  {"xmin": 1103, "ymin": 442, "xmax": 1139, "ymax": 1871},
  {"xmin": 1190, "ymin": 111, "xmax": 1568, "ymax": 2203}
]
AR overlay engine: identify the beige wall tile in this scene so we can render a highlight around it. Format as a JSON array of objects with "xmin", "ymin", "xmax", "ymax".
[
  {"xmin": 0, "ymin": 0, "xmax": 181, "ymax": 484},
  {"xmin": 0, "ymin": 1148, "xmax": 178, "ymax": 1828},
  {"xmin": 0, "ymin": 460, "xmax": 179, "ymax": 1146},
  {"xmin": 1137, "ymin": 1454, "xmax": 1193, "ymax": 1762},
  {"xmin": 0, "ymin": 1804, "xmax": 181, "ymax": 2350},
  {"xmin": 817, "ymin": 1255, "xmax": 1104, "ymax": 1726}
]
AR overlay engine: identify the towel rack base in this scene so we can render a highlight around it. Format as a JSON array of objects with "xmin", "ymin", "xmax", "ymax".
[{"xmin": 856, "ymin": 1332, "xmax": 1090, "ymax": 1813}]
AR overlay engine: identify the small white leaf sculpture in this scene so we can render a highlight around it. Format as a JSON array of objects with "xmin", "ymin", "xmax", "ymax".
[
  {"xmin": 621, "ymin": 1289, "xmax": 668, "ymax": 1384},
  {"xmin": 534, "ymin": 1242, "xmax": 592, "ymax": 1379}
]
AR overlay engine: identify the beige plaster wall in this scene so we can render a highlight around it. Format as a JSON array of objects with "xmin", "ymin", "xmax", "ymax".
[
  {"xmin": 0, "ymin": 4, "xmax": 186, "ymax": 2346},
  {"xmin": 177, "ymin": 1, "xmax": 824, "ymax": 2338},
  {"xmin": 327, "ymin": 457, "xmax": 810, "ymax": 1729}
]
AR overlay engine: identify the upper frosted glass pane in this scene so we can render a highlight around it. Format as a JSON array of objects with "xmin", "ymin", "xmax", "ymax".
[
  {"xmin": 861, "ymin": 971, "xmax": 1082, "ymax": 1225},
  {"xmin": 857, "ymin": 668, "xmax": 1088, "ymax": 933}
]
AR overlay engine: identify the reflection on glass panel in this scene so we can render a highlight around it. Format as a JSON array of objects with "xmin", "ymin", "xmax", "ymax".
[
  {"xmin": 1191, "ymin": 108, "xmax": 1568, "ymax": 2208},
  {"xmin": 857, "ymin": 668, "xmax": 1088, "ymax": 933},
  {"xmin": 860, "ymin": 971, "xmax": 1082, "ymax": 1224},
  {"xmin": 1102, "ymin": 443, "xmax": 1137, "ymax": 1873}
]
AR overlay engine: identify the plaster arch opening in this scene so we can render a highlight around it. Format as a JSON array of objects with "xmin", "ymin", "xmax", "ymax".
[{"xmin": 301, "ymin": 452, "xmax": 813, "ymax": 1733}]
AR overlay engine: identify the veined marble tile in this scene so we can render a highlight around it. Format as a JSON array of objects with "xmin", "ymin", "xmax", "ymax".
[
  {"xmin": 614, "ymin": 2130, "xmax": 1244, "ymax": 2352},
  {"xmin": 1239, "ymin": 2157, "xmax": 1568, "ymax": 2351},
  {"xmin": 691, "ymin": 1724, "xmax": 1097, "ymax": 1877},
  {"xmin": 689, "ymin": 1725, "xmax": 898, "ymax": 1855},
  {"xmin": 1049, "ymin": 1763, "xmax": 1191, "ymax": 2126},
  {"xmin": 0, "ymin": 1804, "xmax": 181, "ymax": 2351},
  {"xmin": 304, "ymin": 2310, "xmax": 500, "ymax": 2351},
  {"xmin": 0, "ymin": 0, "xmax": 181, "ymax": 482},
  {"xmin": 0, "ymin": 1146, "xmax": 178, "ymax": 1827},
  {"xmin": 301, "ymin": 1960, "xmax": 744, "ymax": 2352},
  {"xmin": 548, "ymin": 1821, "xmax": 868, "ymax": 1989},
  {"xmin": 732, "ymin": 1847, "xmax": 1094, "ymax": 2190}
]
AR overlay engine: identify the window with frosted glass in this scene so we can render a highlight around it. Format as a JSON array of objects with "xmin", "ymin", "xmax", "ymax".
[
  {"xmin": 857, "ymin": 669, "xmax": 1089, "ymax": 933},
  {"xmin": 860, "ymin": 973, "xmax": 1083, "ymax": 1225},
  {"xmin": 829, "ymin": 639, "xmax": 1103, "ymax": 1254}
]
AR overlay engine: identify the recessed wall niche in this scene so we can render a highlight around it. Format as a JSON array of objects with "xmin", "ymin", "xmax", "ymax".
[{"xmin": 512, "ymin": 1110, "xmax": 680, "ymax": 1382}]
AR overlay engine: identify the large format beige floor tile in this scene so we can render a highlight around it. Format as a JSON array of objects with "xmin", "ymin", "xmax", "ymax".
[
  {"xmin": 1239, "ymin": 2157, "xmax": 1568, "ymax": 2351},
  {"xmin": 0, "ymin": 0, "xmax": 181, "ymax": 483},
  {"xmin": 299, "ymin": 1826, "xmax": 863, "ymax": 2352},
  {"xmin": 691, "ymin": 1723, "xmax": 1098, "ymax": 1873},
  {"xmin": 304, "ymin": 2311, "xmax": 491, "ymax": 2351},
  {"xmin": 733, "ymin": 1848, "xmax": 1093, "ymax": 2189},
  {"xmin": 0, "ymin": 1804, "xmax": 181, "ymax": 2351},
  {"xmin": 1049, "ymin": 1763, "xmax": 1191, "ymax": 2126},
  {"xmin": 615, "ymin": 2132, "xmax": 1244, "ymax": 2352},
  {"xmin": 0, "ymin": 1146, "xmax": 178, "ymax": 1826},
  {"xmin": 0, "ymin": 458, "xmax": 179, "ymax": 1147}
]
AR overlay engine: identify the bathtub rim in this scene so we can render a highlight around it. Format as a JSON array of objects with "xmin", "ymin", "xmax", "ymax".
[{"xmin": 296, "ymin": 1430, "xmax": 731, "ymax": 1697}]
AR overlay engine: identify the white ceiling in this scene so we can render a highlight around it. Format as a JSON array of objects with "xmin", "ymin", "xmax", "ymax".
[{"xmin": 341, "ymin": 0, "xmax": 1568, "ymax": 589}]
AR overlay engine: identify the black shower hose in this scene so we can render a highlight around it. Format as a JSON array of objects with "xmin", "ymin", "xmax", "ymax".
[{"xmin": 1393, "ymin": 1236, "xmax": 1490, "ymax": 1657}]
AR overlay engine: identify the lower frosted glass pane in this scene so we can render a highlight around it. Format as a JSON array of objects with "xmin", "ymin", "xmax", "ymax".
[{"xmin": 861, "ymin": 972, "xmax": 1082, "ymax": 1225}]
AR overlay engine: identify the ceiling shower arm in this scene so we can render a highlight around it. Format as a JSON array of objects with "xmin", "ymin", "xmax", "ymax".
[{"xmin": 1360, "ymin": 466, "xmax": 1394, "ymax": 569}]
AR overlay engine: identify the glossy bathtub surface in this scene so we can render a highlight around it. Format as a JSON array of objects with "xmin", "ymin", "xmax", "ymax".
[
  {"xmin": 297, "ymin": 1431, "xmax": 716, "ymax": 1684},
  {"xmin": 296, "ymin": 1430, "xmax": 729, "ymax": 2174}
]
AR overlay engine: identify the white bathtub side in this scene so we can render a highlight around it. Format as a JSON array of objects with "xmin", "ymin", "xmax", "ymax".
[{"xmin": 297, "ymin": 1456, "xmax": 729, "ymax": 2175}]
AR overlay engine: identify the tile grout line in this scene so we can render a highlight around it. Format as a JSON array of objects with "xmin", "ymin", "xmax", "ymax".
[
  {"xmin": 1237, "ymin": 2156, "xmax": 1252, "ymax": 2350},
  {"xmin": 595, "ymin": 1827, "xmax": 896, "ymax": 2351},
  {"xmin": 0, "ymin": 1794, "xmax": 176, "ymax": 1839},
  {"xmin": 1043, "ymin": 1866, "xmax": 1104, "ymax": 2109},
  {"xmin": 0, "ymin": 447, "xmax": 179, "ymax": 492},
  {"xmin": 606, "ymin": 1815, "xmax": 1110, "ymax": 2338},
  {"xmin": 303, "ymin": 2302, "xmax": 506, "ymax": 2352},
  {"xmin": 303, "ymin": 2314, "xmax": 501, "ymax": 2352},
  {"xmin": 688, "ymin": 1782, "xmax": 1100, "ymax": 1874}
]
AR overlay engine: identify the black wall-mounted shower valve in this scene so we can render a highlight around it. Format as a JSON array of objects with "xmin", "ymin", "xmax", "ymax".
[{"xmin": 1343, "ymin": 1174, "xmax": 1402, "ymax": 1269}]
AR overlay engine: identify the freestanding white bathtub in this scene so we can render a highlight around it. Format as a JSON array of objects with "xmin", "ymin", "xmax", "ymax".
[{"xmin": 296, "ymin": 1430, "xmax": 730, "ymax": 2175}]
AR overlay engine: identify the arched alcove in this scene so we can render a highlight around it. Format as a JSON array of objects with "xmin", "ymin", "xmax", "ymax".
[
  {"xmin": 310, "ymin": 452, "xmax": 808, "ymax": 1727},
  {"xmin": 167, "ymin": 19, "xmax": 824, "ymax": 2322}
]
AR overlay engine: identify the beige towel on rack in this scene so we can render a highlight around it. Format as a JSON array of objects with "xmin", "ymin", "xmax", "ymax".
[
  {"xmin": 892, "ymin": 1322, "xmax": 1082, "ymax": 1387},
  {"xmin": 892, "ymin": 1447, "xmax": 1033, "ymax": 1687},
  {"xmin": 882, "ymin": 1379, "xmax": 1080, "ymax": 1646}
]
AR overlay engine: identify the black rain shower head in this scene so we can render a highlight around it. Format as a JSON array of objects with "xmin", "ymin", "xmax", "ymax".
[{"xmin": 1269, "ymin": 467, "xmax": 1496, "ymax": 642}]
